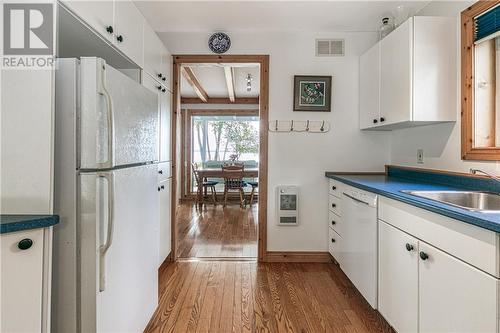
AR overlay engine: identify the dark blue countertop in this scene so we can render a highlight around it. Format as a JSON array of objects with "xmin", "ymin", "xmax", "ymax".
[
  {"xmin": 1, "ymin": 215, "xmax": 59, "ymax": 234},
  {"xmin": 325, "ymin": 168, "xmax": 500, "ymax": 233}
]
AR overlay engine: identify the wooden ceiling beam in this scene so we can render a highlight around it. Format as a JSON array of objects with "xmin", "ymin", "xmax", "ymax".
[
  {"xmin": 181, "ymin": 66, "xmax": 208, "ymax": 102},
  {"xmin": 181, "ymin": 97, "xmax": 259, "ymax": 105},
  {"xmin": 224, "ymin": 66, "xmax": 236, "ymax": 102}
]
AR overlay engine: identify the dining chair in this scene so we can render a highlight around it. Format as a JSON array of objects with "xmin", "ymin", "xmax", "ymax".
[
  {"xmin": 191, "ymin": 163, "xmax": 218, "ymax": 206},
  {"xmin": 247, "ymin": 180, "xmax": 258, "ymax": 206},
  {"xmin": 222, "ymin": 164, "xmax": 246, "ymax": 208}
]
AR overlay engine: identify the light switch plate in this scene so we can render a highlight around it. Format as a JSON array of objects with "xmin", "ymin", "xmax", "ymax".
[{"xmin": 417, "ymin": 149, "xmax": 424, "ymax": 164}]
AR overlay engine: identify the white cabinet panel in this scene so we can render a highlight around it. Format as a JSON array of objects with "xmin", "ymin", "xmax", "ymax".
[
  {"xmin": 380, "ymin": 18, "xmax": 412, "ymax": 126},
  {"xmin": 378, "ymin": 221, "xmax": 418, "ymax": 333},
  {"xmin": 419, "ymin": 241, "xmax": 498, "ymax": 333},
  {"xmin": 1, "ymin": 229, "xmax": 44, "ymax": 333},
  {"xmin": 143, "ymin": 24, "xmax": 164, "ymax": 78},
  {"xmin": 359, "ymin": 42, "xmax": 380, "ymax": 129},
  {"xmin": 328, "ymin": 227, "xmax": 342, "ymax": 265},
  {"xmin": 161, "ymin": 50, "xmax": 172, "ymax": 89},
  {"xmin": 328, "ymin": 210, "xmax": 342, "ymax": 236},
  {"xmin": 160, "ymin": 91, "xmax": 172, "ymax": 162},
  {"xmin": 328, "ymin": 194, "xmax": 341, "ymax": 216},
  {"xmin": 159, "ymin": 178, "xmax": 172, "ymax": 264},
  {"xmin": 62, "ymin": 0, "xmax": 114, "ymax": 43},
  {"xmin": 114, "ymin": 0, "xmax": 144, "ymax": 67},
  {"xmin": 328, "ymin": 179, "xmax": 343, "ymax": 198}
]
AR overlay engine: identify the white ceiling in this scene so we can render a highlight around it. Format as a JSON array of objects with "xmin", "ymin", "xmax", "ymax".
[
  {"xmin": 135, "ymin": 1, "xmax": 431, "ymax": 33},
  {"xmin": 181, "ymin": 65, "xmax": 260, "ymax": 98}
]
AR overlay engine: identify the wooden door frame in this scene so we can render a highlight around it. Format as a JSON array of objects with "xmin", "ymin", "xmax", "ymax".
[{"xmin": 170, "ymin": 54, "xmax": 269, "ymax": 262}]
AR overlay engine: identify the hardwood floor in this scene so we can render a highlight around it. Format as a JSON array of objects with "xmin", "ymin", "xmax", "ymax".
[
  {"xmin": 177, "ymin": 202, "xmax": 258, "ymax": 258},
  {"xmin": 145, "ymin": 261, "xmax": 392, "ymax": 333}
]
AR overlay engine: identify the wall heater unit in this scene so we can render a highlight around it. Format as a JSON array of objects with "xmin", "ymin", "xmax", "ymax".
[{"xmin": 276, "ymin": 185, "xmax": 299, "ymax": 225}]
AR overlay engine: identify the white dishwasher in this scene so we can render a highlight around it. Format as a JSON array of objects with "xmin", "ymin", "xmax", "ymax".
[{"xmin": 341, "ymin": 185, "xmax": 378, "ymax": 309}]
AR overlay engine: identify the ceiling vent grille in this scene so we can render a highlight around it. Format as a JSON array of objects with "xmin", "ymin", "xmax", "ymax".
[{"xmin": 315, "ymin": 39, "xmax": 345, "ymax": 57}]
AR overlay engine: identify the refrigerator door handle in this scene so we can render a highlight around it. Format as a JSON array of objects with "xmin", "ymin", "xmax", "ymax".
[
  {"xmin": 97, "ymin": 60, "xmax": 115, "ymax": 169},
  {"xmin": 97, "ymin": 171, "xmax": 115, "ymax": 292}
]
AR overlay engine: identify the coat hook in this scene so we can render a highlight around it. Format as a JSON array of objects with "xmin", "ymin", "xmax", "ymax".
[
  {"xmin": 306, "ymin": 120, "xmax": 310, "ymax": 131},
  {"xmin": 275, "ymin": 120, "xmax": 278, "ymax": 131},
  {"xmin": 290, "ymin": 120, "xmax": 294, "ymax": 132},
  {"xmin": 320, "ymin": 120, "xmax": 325, "ymax": 132}
]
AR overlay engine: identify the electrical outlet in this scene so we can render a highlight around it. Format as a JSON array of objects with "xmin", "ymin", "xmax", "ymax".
[{"xmin": 417, "ymin": 149, "xmax": 424, "ymax": 164}]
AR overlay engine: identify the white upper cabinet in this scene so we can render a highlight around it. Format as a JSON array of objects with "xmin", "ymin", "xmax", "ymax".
[
  {"xmin": 360, "ymin": 16, "xmax": 456, "ymax": 130},
  {"xmin": 144, "ymin": 24, "xmax": 166, "ymax": 82},
  {"xmin": 62, "ymin": 1, "xmax": 114, "ymax": 43},
  {"xmin": 359, "ymin": 43, "xmax": 380, "ymax": 129},
  {"xmin": 379, "ymin": 18, "xmax": 412, "ymax": 127},
  {"xmin": 114, "ymin": 1, "xmax": 144, "ymax": 67},
  {"xmin": 159, "ymin": 91, "xmax": 172, "ymax": 162}
]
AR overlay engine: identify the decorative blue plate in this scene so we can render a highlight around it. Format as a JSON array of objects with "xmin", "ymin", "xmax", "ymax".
[{"xmin": 208, "ymin": 32, "xmax": 231, "ymax": 54}]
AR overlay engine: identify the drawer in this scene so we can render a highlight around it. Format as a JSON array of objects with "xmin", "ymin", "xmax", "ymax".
[
  {"xmin": 329, "ymin": 179, "xmax": 342, "ymax": 198},
  {"xmin": 328, "ymin": 210, "xmax": 342, "ymax": 236},
  {"xmin": 379, "ymin": 196, "xmax": 500, "ymax": 277},
  {"xmin": 158, "ymin": 161, "xmax": 171, "ymax": 181},
  {"xmin": 328, "ymin": 194, "xmax": 341, "ymax": 216},
  {"xmin": 328, "ymin": 227, "xmax": 342, "ymax": 265}
]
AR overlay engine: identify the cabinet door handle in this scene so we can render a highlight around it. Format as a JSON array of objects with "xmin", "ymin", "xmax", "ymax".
[
  {"xmin": 162, "ymin": 77, "xmax": 166, "ymax": 81},
  {"xmin": 331, "ymin": 203, "xmax": 336, "ymax": 208},
  {"xmin": 331, "ymin": 238, "xmax": 336, "ymax": 243},
  {"xmin": 380, "ymin": 117, "xmax": 385, "ymax": 122},
  {"xmin": 106, "ymin": 26, "xmax": 113, "ymax": 34},
  {"xmin": 158, "ymin": 73, "xmax": 163, "ymax": 78},
  {"xmin": 158, "ymin": 186, "xmax": 161, "ymax": 191},
  {"xmin": 331, "ymin": 220, "xmax": 336, "ymax": 225},
  {"xmin": 162, "ymin": 88, "xmax": 166, "ymax": 93},
  {"xmin": 373, "ymin": 119, "xmax": 378, "ymax": 124},
  {"xmin": 419, "ymin": 251, "xmax": 429, "ymax": 260},
  {"xmin": 405, "ymin": 243, "xmax": 414, "ymax": 251},
  {"xmin": 18, "ymin": 238, "xmax": 33, "ymax": 250},
  {"xmin": 157, "ymin": 86, "xmax": 162, "ymax": 90},
  {"xmin": 158, "ymin": 170, "xmax": 163, "ymax": 174},
  {"xmin": 116, "ymin": 35, "xmax": 123, "ymax": 43},
  {"xmin": 331, "ymin": 185, "xmax": 337, "ymax": 191},
  {"xmin": 161, "ymin": 185, "xmax": 165, "ymax": 190}
]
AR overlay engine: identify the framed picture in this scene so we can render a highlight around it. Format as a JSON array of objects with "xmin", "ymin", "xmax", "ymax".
[{"xmin": 293, "ymin": 75, "xmax": 332, "ymax": 112}]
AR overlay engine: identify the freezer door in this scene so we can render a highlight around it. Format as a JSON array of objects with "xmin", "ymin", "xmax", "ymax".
[
  {"xmin": 79, "ymin": 57, "xmax": 158, "ymax": 169},
  {"xmin": 79, "ymin": 164, "xmax": 159, "ymax": 333}
]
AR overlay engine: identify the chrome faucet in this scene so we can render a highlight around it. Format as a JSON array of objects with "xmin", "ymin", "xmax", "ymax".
[{"xmin": 470, "ymin": 168, "xmax": 500, "ymax": 185}]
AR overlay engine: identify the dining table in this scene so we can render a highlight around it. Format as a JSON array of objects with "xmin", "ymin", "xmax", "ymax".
[{"xmin": 195, "ymin": 167, "xmax": 259, "ymax": 204}]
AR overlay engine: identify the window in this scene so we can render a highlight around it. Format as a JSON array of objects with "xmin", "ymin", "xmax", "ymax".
[
  {"xmin": 190, "ymin": 113, "xmax": 259, "ymax": 192},
  {"xmin": 461, "ymin": 1, "xmax": 500, "ymax": 160}
]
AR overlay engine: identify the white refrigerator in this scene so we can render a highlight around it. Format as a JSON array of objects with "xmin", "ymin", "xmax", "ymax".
[{"xmin": 53, "ymin": 57, "xmax": 159, "ymax": 333}]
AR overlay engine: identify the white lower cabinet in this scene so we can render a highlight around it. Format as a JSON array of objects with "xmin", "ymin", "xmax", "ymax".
[
  {"xmin": 378, "ymin": 216, "xmax": 499, "ymax": 333},
  {"xmin": 158, "ymin": 178, "xmax": 172, "ymax": 265},
  {"xmin": 419, "ymin": 242, "xmax": 498, "ymax": 333},
  {"xmin": 378, "ymin": 221, "xmax": 418, "ymax": 333},
  {"xmin": 1, "ymin": 228, "xmax": 52, "ymax": 333}
]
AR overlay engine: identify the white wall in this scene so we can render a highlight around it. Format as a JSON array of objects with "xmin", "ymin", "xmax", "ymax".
[
  {"xmin": 390, "ymin": 1, "xmax": 500, "ymax": 173},
  {"xmin": 161, "ymin": 31, "xmax": 391, "ymax": 251}
]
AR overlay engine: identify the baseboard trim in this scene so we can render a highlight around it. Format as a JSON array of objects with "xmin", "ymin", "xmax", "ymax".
[
  {"xmin": 158, "ymin": 252, "xmax": 172, "ymax": 274},
  {"xmin": 265, "ymin": 251, "xmax": 332, "ymax": 263}
]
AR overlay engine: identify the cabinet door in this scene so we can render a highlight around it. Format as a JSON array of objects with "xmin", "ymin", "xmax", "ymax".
[
  {"xmin": 160, "ymin": 91, "xmax": 172, "ymax": 162},
  {"xmin": 359, "ymin": 43, "xmax": 380, "ymax": 129},
  {"xmin": 159, "ymin": 179, "xmax": 172, "ymax": 264},
  {"xmin": 328, "ymin": 227, "xmax": 342, "ymax": 266},
  {"xmin": 378, "ymin": 221, "xmax": 418, "ymax": 333},
  {"xmin": 1, "ymin": 229, "xmax": 44, "ymax": 333},
  {"xmin": 380, "ymin": 18, "xmax": 413, "ymax": 126},
  {"xmin": 62, "ymin": 0, "xmax": 114, "ymax": 43},
  {"xmin": 160, "ymin": 49, "xmax": 172, "ymax": 89},
  {"xmin": 419, "ymin": 241, "xmax": 498, "ymax": 333},
  {"xmin": 143, "ymin": 24, "xmax": 164, "ymax": 78},
  {"xmin": 114, "ymin": 0, "xmax": 144, "ymax": 67}
]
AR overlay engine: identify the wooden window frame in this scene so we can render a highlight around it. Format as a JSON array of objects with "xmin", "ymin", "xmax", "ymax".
[
  {"xmin": 171, "ymin": 55, "xmax": 269, "ymax": 262},
  {"xmin": 461, "ymin": 0, "xmax": 500, "ymax": 160}
]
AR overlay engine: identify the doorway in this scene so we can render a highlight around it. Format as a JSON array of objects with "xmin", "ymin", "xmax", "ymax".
[{"xmin": 170, "ymin": 55, "xmax": 269, "ymax": 262}]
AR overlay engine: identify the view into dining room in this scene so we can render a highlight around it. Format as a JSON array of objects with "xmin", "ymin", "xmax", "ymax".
[{"xmin": 175, "ymin": 59, "xmax": 262, "ymax": 259}]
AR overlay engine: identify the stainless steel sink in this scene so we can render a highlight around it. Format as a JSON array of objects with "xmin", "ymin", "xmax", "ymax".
[{"xmin": 400, "ymin": 190, "xmax": 500, "ymax": 213}]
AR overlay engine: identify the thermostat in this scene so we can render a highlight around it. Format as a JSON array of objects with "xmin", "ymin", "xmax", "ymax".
[{"xmin": 276, "ymin": 186, "xmax": 299, "ymax": 225}]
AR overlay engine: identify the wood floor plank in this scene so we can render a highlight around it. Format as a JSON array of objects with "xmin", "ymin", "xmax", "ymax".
[{"xmin": 177, "ymin": 202, "xmax": 258, "ymax": 259}]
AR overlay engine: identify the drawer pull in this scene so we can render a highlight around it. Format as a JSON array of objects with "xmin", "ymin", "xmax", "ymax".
[
  {"xmin": 159, "ymin": 170, "xmax": 163, "ymax": 174},
  {"xmin": 116, "ymin": 35, "xmax": 123, "ymax": 43},
  {"xmin": 405, "ymin": 243, "xmax": 414, "ymax": 252},
  {"xmin": 331, "ymin": 238, "xmax": 336, "ymax": 243},
  {"xmin": 18, "ymin": 238, "xmax": 33, "ymax": 250},
  {"xmin": 106, "ymin": 26, "xmax": 113, "ymax": 34},
  {"xmin": 419, "ymin": 251, "xmax": 429, "ymax": 261},
  {"xmin": 331, "ymin": 203, "xmax": 336, "ymax": 208},
  {"xmin": 331, "ymin": 185, "xmax": 337, "ymax": 191},
  {"xmin": 331, "ymin": 220, "xmax": 336, "ymax": 225}
]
